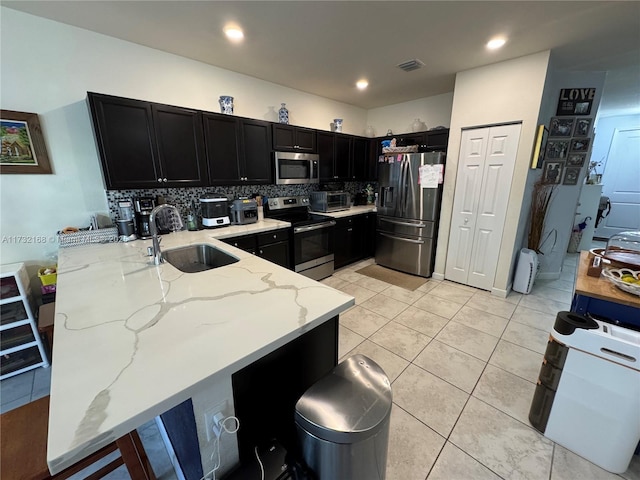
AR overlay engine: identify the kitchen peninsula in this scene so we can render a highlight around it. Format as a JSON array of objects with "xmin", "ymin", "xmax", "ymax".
[{"xmin": 46, "ymin": 219, "xmax": 355, "ymax": 475}]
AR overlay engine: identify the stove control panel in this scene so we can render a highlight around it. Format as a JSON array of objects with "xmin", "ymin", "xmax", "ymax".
[{"xmin": 267, "ymin": 196, "xmax": 309, "ymax": 210}]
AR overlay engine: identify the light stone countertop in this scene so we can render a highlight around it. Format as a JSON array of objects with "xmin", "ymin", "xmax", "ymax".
[
  {"xmin": 46, "ymin": 220, "xmax": 354, "ymax": 473},
  {"xmin": 311, "ymin": 205, "xmax": 377, "ymax": 218}
]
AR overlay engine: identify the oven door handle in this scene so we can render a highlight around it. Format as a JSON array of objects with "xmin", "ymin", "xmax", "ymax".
[
  {"xmin": 294, "ymin": 220, "xmax": 336, "ymax": 233},
  {"xmin": 379, "ymin": 232, "xmax": 425, "ymax": 244}
]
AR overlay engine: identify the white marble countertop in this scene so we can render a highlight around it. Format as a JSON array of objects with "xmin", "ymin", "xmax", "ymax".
[
  {"xmin": 311, "ymin": 205, "xmax": 377, "ymax": 218},
  {"xmin": 47, "ymin": 220, "xmax": 354, "ymax": 473}
]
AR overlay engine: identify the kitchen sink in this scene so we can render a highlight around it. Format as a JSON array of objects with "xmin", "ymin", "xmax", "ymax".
[{"xmin": 163, "ymin": 244, "xmax": 239, "ymax": 273}]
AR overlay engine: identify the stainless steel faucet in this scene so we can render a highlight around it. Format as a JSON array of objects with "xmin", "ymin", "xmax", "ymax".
[{"xmin": 149, "ymin": 204, "xmax": 184, "ymax": 265}]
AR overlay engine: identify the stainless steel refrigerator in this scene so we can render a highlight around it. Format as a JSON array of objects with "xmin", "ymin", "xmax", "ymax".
[{"xmin": 375, "ymin": 152, "xmax": 446, "ymax": 277}]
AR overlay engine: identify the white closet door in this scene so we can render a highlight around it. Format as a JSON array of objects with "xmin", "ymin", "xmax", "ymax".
[
  {"xmin": 445, "ymin": 129, "xmax": 488, "ymax": 285},
  {"xmin": 446, "ymin": 124, "xmax": 521, "ymax": 290}
]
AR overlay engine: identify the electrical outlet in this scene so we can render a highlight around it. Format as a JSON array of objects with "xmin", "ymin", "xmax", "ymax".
[{"xmin": 203, "ymin": 400, "xmax": 227, "ymax": 442}]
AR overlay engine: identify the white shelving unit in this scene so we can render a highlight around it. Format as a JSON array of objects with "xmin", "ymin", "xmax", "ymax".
[{"xmin": 1, "ymin": 262, "xmax": 49, "ymax": 380}]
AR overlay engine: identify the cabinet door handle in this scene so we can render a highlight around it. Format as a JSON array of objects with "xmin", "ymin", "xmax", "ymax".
[
  {"xmin": 259, "ymin": 249, "xmax": 264, "ymax": 255},
  {"xmin": 273, "ymin": 234, "xmax": 277, "ymax": 239},
  {"xmin": 157, "ymin": 178, "xmax": 162, "ymax": 183},
  {"xmin": 163, "ymin": 178, "xmax": 168, "ymax": 182},
  {"xmin": 347, "ymin": 228, "xmax": 353, "ymax": 232}
]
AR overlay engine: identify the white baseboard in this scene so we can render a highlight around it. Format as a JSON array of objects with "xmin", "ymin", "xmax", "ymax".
[
  {"xmin": 491, "ymin": 286, "xmax": 509, "ymax": 298},
  {"xmin": 432, "ymin": 272, "xmax": 444, "ymax": 281}
]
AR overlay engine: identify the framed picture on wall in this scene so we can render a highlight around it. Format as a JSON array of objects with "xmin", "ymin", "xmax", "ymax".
[
  {"xmin": 567, "ymin": 153, "xmax": 586, "ymax": 167},
  {"xmin": 0, "ymin": 110, "xmax": 52, "ymax": 174},
  {"xmin": 549, "ymin": 117, "xmax": 575, "ymax": 137},
  {"xmin": 546, "ymin": 139, "xmax": 570, "ymax": 160},
  {"xmin": 543, "ymin": 161, "xmax": 564, "ymax": 185},
  {"xmin": 563, "ymin": 166, "xmax": 581, "ymax": 185},
  {"xmin": 574, "ymin": 118, "xmax": 592, "ymax": 137},
  {"xmin": 570, "ymin": 137, "xmax": 591, "ymax": 153}
]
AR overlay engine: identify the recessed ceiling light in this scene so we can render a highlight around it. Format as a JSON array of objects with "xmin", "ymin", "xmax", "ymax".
[
  {"xmin": 487, "ymin": 37, "xmax": 506, "ymax": 50},
  {"xmin": 224, "ymin": 25, "xmax": 244, "ymax": 42},
  {"xmin": 356, "ymin": 79, "xmax": 369, "ymax": 90}
]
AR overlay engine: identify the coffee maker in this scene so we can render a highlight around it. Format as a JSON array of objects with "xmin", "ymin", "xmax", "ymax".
[
  {"xmin": 134, "ymin": 197, "xmax": 156, "ymax": 239},
  {"xmin": 116, "ymin": 199, "xmax": 137, "ymax": 242}
]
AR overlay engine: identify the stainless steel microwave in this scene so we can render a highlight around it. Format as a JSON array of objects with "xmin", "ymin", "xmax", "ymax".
[{"xmin": 274, "ymin": 152, "xmax": 319, "ymax": 185}]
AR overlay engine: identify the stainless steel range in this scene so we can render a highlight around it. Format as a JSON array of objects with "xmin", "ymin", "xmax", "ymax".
[{"xmin": 265, "ymin": 196, "xmax": 336, "ymax": 280}]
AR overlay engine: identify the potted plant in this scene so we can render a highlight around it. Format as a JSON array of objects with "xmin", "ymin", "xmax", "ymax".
[{"xmin": 528, "ymin": 177, "xmax": 556, "ymax": 254}]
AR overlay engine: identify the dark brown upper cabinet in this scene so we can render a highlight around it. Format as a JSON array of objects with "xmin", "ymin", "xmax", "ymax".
[
  {"xmin": 88, "ymin": 93, "xmax": 207, "ymax": 189},
  {"xmin": 203, "ymin": 114, "xmax": 272, "ymax": 185},
  {"xmin": 273, "ymin": 124, "xmax": 317, "ymax": 152}
]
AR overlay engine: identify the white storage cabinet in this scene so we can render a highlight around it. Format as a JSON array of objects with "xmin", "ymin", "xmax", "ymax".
[{"xmin": 0, "ymin": 262, "xmax": 49, "ymax": 379}]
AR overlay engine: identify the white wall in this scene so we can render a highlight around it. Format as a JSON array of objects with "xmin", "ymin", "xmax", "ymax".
[
  {"xmin": 433, "ymin": 51, "xmax": 551, "ymax": 294},
  {"xmin": 592, "ymin": 113, "xmax": 640, "ymax": 173},
  {"xmin": 534, "ymin": 69, "xmax": 606, "ymax": 278},
  {"xmin": 366, "ymin": 93, "xmax": 454, "ymax": 137},
  {"xmin": 0, "ymin": 7, "xmax": 367, "ymax": 266}
]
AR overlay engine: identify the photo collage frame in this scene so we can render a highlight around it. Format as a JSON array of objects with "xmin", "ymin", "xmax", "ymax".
[{"xmin": 541, "ymin": 116, "xmax": 592, "ymax": 185}]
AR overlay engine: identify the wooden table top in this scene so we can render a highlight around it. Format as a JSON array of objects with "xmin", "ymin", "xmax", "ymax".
[{"xmin": 575, "ymin": 251, "xmax": 640, "ymax": 309}]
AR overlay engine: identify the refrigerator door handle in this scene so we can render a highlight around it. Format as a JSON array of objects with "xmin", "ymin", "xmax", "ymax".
[
  {"xmin": 379, "ymin": 232, "xmax": 425, "ymax": 244},
  {"xmin": 380, "ymin": 218, "xmax": 427, "ymax": 228},
  {"xmin": 399, "ymin": 158, "xmax": 407, "ymax": 217}
]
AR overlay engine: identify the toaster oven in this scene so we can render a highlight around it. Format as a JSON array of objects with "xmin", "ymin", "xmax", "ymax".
[{"xmin": 309, "ymin": 191, "xmax": 351, "ymax": 213}]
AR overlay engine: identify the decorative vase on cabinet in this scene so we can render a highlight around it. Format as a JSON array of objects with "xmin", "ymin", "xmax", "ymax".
[
  {"xmin": 278, "ymin": 103, "xmax": 289, "ymax": 124},
  {"xmin": 219, "ymin": 96, "xmax": 234, "ymax": 115}
]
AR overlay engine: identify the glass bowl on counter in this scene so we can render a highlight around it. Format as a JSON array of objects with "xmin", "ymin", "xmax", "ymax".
[{"xmin": 604, "ymin": 231, "xmax": 640, "ymax": 269}]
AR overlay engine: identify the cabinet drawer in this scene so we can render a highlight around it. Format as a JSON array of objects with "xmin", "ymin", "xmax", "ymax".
[
  {"xmin": 335, "ymin": 216, "xmax": 355, "ymax": 228},
  {"xmin": 257, "ymin": 229, "xmax": 290, "ymax": 246},
  {"xmin": 221, "ymin": 235, "xmax": 256, "ymax": 252},
  {"xmin": 1, "ymin": 345, "xmax": 42, "ymax": 376},
  {"xmin": 0, "ymin": 301, "xmax": 28, "ymax": 326},
  {"xmin": 1, "ymin": 324, "xmax": 36, "ymax": 351}
]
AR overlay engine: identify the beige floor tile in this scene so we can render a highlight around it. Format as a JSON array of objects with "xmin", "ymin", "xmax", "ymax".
[
  {"xmin": 502, "ymin": 321, "xmax": 550, "ymax": 355},
  {"xmin": 361, "ymin": 294, "xmax": 409, "ymax": 319},
  {"xmin": 386, "ymin": 404, "xmax": 445, "ymax": 480},
  {"xmin": 518, "ymin": 294, "xmax": 570, "ymax": 316},
  {"xmin": 489, "ymin": 340, "xmax": 544, "ymax": 383},
  {"xmin": 472, "ymin": 364, "xmax": 536, "ymax": 425},
  {"xmin": 429, "ymin": 282, "xmax": 476, "ymax": 304},
  {"xmin": 333, "ymin": 269, "xmax": 365, "ymax": 283},
  {"xmin": 393, "ymin": 364, "xmax": 468, "ymax": 437},
  {"xmin": 319, "ymin": 275, "xmax": 349, "ymax": 290},
  {"xmin": 356, "ymin": 275, "xmax": 392, "ymax": 293},
  {"xmin": 339, "ymin": 305, "xmax": 390, "ymax": 338},
  {"xmin": 341, "ymin": 339, "xmax": 409, "ymax": 381},
  {"xmin": 393, "ymin": 306, "xmax": 450, "ymax": 338},
  {"xmin": 417, "ymin": 279, "xmax": 439, "ymax": 293},
  {"xmin": 370, "ymin": 321, "xmax": 432, "ymax": 361},
  {"xmin": 452, "ymin": 305, "xmax": 509, "ymax": 338},
  {"xmin": 338, "ymin": 283, "xmax": 377, "ymax": 305},
  {"xmin": 435, "ymin": 321, "xmax": 499, "ymax": 361},
  {"xmin": 536, "ymin": 277, "xmax": 575, "ymax": 293},
  {"xmin": 338, "ymin": 325, "xmax": 365, "ymax": 358},
  {"xmin": 529, "ymin": 284, "xmax": 574, "ymax": 304},
  {"xmin": 551, "ymin": 444, "xmax": 621, "ymax": 480},
  {"xmin": 466, "ymin": 293, "xmax": 517, "ymax": 319},
  {"xmin": 380, "ymin": 285, "xmax": 426, "ymax": 304},
  {"xmin": 441, "ymin": 280, "xmax": 483, "ymax": 294},
  {"xmin": 413, "ymin": 339, "xmax": 486, "ymax": 393},
  {"xmin": 511, "ymin": 304, "xmax": 557, "ymax": 333},
  {"xmin": 428, "ymin": 442, "xmax": 502, "ymax": 480},
  {"xmin": 450, "ymin": 397, "xmax": 553, "ymax": 480},
  {"xmin": 474, "ymin": 288, "xmax": 523, "ymax": 305},
  {"xmin": 413, "ymin": 294, "xmax": 464, "ymax": 319}
]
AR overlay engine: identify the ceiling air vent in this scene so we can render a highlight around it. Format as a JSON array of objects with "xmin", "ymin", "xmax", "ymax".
[{"xmin": 397, "ymin": 59, "xmax": 425, "ymax": 72}]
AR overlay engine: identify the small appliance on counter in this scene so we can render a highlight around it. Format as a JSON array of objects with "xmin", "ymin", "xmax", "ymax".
[
  {"xmin": 116, "ymin": 199, "xmax": 136, "ymax": 242},
  {"xmin": 309, "ymin": 191, "xmax": 351, "ymax": 213},
  {"xmin": 200, "ymin": 194, "xmax": 230, "ymax": 228},
  {"xmin": 230, "ymin": 198, "xmax": 258, "ymax": 225},
  {"xmin": 134, "ymin": 197, "xmax": 156, "ymax": 239}
]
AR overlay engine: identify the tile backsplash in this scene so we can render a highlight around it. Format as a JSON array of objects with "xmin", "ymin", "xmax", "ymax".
[{"xmin": 106, "ymin": 182, "xmax": 375, "ymax": 220}]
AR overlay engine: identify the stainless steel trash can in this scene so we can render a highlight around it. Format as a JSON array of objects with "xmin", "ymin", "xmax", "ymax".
[{"xmin": 294, "ymin": 354, "xmax": 393, "ymax": 480}]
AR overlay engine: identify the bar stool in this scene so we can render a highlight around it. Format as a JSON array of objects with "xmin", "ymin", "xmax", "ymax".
[{"xmin": 0, "ymin": 395, "xmax": 156, "ymax": 480}]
